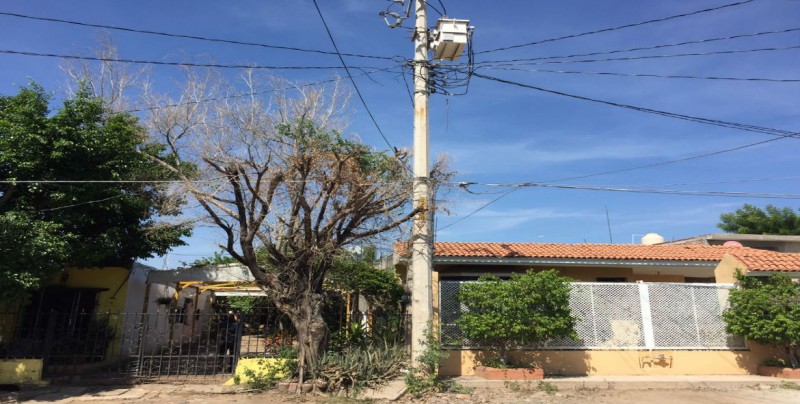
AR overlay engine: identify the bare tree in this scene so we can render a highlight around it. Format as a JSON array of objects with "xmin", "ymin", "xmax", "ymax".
[
  {"xmin": 146, "ymin": 71, "xmax": 450, "ymax": 376},
  {"xmin": 60, "ymin": 35, "xmax": 150, "ymax": 113}
]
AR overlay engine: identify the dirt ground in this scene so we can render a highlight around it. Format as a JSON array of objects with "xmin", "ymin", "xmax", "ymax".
[{"xmin": 26, "ymin": 384, "xmax": 795, "ymax": 404}]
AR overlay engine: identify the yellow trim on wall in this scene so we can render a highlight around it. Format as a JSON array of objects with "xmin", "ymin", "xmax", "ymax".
[{"xmin": 0, "ymin": 359, "xmax": 46, "ymax": 385}]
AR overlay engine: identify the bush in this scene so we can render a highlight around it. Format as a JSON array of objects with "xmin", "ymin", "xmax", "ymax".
[
  {"xmin": 457, "ymin": 269, "xmax": 577, "ymax": 366},
  {"xmin": 723, "ymin": 272, "xmax": 800, "ymax": 368},
  {"xmin": 313, "ymin": 342, "xmax": 406, "ymax": 395},
  {"xmin": 405, "ymin": 324, "xmax": 448, "ymax": 397}
]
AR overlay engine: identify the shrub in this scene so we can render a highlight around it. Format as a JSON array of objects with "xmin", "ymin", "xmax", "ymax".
[
  {"xmin": 457, "ymin": 269, "xmax": 577, "ymax": 366},
  {"xmin": 723, "ymin": 272, "xmax": 800, "ymax": 368}
]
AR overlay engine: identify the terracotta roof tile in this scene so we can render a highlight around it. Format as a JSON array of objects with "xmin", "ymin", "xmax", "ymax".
[
  {"xmin": 726, "ymin": 250, "xmax": 800, "ymax": 272},
  {"xmin": 423, "ymin": 242, "xmax": 800, "ymax": 271}
]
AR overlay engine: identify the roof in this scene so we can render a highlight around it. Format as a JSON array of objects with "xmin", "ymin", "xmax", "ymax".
[
  {"xmin": 726, "ymin": 250, "xmax": 800, "ymax": 272},
  {"xmin": 394, "ymin": 241, "xmax": 800, "ymax": 272},
  {"xmin": 434, "ymin": 242, "xmax": 747, "ymax": 262}
]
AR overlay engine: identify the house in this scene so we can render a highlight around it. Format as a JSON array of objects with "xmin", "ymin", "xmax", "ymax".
[
  {"xmin": 393, "ymin": 241, "xmax": 800, "ymax": 377},
  {"xmin": 661, "ymin": 233, "xmax": 800, "ymax": 253},
  {"xmin": 0, "ymin": 263, "xmax": 154, "ymax": 382}
]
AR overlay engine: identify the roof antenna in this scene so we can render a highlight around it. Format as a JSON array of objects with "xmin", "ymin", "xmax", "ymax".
[{"xmin": 605, "ymin": 205, "xmax": 613, "ymax": 244}]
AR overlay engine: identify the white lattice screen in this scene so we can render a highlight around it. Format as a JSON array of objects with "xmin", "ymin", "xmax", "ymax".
[{"xmin": 438, "ymin": 281, "xmax": 745, "ymax": 350}]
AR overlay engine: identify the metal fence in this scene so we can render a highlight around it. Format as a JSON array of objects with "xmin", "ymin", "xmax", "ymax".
[
  {"xmin": 0, "ymin": 308, "xmax": 295, "ymax": 378},
  {"xmin": 439, "ymin": 281, "xmax": 745, "ymax": 350}
]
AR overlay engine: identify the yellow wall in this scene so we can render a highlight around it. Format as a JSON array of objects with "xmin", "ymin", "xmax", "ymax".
[
  {"xmin": 714, "ymin": 255, "xmax": 746, "ymax": 284},
  {"xmin": 440, "ymin": 343, "xmax": 779, "ymax": 376},
  {"xmin": 0, "ymin": 359, "xmax": 45, "ymax": 385},
  {"xmin": 60, "ymin": 267, "xmax": 131, "ymax": 313},
  {"xmin": 433, "ymin": 266, "xmax": 776, "ymax": 377}
]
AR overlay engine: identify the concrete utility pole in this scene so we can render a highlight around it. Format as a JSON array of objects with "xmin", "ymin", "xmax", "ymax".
[{"xmin": 410, "ymin": 0, "xmax": 433, "ymax": 363}]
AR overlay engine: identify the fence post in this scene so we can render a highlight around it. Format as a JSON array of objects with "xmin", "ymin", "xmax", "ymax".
[{"xmin": 637, "ymin": 282, "xmax": 655, "ymax": 349}]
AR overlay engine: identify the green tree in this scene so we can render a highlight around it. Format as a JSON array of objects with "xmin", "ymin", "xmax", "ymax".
[
  {"xmin": 0, "ymin": 84, "xmax": 190, "ymax": 301},
  {"xmin": 718, "ymin": 204, "xmax": 800, "ymax": 235},
  {"xmin": 723, "ymin": 272, "xmax": 800, "ymax": 368},
  {"xmin": 457, "ymin": 269, "xmax": 577, "ymax": 366},
  {"xmin": 327, "ymin": 247, "xmax": 404, "ymax": 311}
]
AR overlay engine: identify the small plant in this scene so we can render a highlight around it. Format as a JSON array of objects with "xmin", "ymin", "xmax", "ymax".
[
  {"xmin": 772, "ymin": 381, "xmax": 800, "ymax": 390},
  {"xmin": 404, "ymin": 323, "xmax": 449, "ymax": 397},
  {"xmin": 313, "ymin": 341, "xmax": 406, "ymax": 395},
  {"xmin": 537, "ymin": 380, "xmax": 559, "ymax": 395}
]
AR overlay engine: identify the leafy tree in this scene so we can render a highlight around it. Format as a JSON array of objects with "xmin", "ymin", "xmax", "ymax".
[
  {"xmin": 457, "ymin": 269, "xmax": 577, "ymax": 366},
  {"xmin": 723, "ymin": 272, "xmax": 800, "ymax": 368},
  {"xmin": 0, "ymin": 84, "xmax": 190, "ymax": 301},
  {"xmin": 718, "ymin": 204, "xmax": 800, "ymax": 235},
  {"xmin": 327, "ymin": 247, "xmax": 404, "ymax": 310},
  {"xmin": 147, "ymin": 76, "xmax": 451, "ymax": 376}
]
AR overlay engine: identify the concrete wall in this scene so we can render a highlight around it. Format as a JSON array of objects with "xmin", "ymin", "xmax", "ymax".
[{"xmin": 440, "ymin": 343, "xmax": 779, "ymax": 376}]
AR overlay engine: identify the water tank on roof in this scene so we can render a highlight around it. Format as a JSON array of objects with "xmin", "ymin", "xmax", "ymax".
[
  {"xmin": 723, "ymin": 241, "xmax": 744, "ymax": 247},
  {"xmin": 641, "ymin": 233, "xmax": 665, "ymax": 245}
]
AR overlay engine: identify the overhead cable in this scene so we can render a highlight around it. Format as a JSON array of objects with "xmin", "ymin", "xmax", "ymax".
[
  {"xmin": 483, "ymin": 67, "xmax": 800, "ymax": 83},
  {"xmin": 311, "ymin": 0, "xmax": 403, "ymax": 157},
  {"xmin": 476, "ymin": 45, "xmax": 800, "ymax": 67},
  {"xmin": 471, "ymin": 72, "xmax": 799, "ymax": 139},
  {"xmin": 476, "ymin": 0, "xmax": 755, "ymax": 54},
  {"xmin": 458, "ymin": 182, "xmax": 800, "ymax": 199},
  {"xmin": 0, "ymin": 11, "xmax": 394, "ymax": 60},
  {"xmin": 477, "ymin": 26, "xmax": 800, "ymax": 65},
  {"xmin": 0, "ymin": 49, "xmax": 385, "ymax": 70}
]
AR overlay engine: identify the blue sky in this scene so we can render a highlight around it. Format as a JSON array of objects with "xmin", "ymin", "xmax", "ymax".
[{"xmin": 1, "ymin": 1, "xmax": 798, "ymax": 268}]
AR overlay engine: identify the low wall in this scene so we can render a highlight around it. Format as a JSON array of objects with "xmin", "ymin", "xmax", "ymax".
[
  {"xmin": 440, "ymin": 344, "xmax": 778, "ymax": 377},
  {"xmin": 0, "ymin": 359, "xmax": 45, "ymax": 385}
]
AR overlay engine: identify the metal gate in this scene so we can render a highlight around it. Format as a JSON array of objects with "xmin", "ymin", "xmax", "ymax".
[{"xmin": 0, "ymin": 306, "xmax": 294, "ymax": 378}]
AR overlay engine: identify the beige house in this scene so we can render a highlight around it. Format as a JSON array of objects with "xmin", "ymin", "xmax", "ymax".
[
  {"xmin": 394, "ymin": 242, "xmax": 800, "ymax": 377},
  {"xmin": 662, "ymin": 233, "xmax": 800, "ymax": 253}
]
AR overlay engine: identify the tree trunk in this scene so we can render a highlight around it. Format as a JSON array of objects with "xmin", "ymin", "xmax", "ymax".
[{"xmin": 275, "ymin": 289, "xmax": 328, "ymax": 377}]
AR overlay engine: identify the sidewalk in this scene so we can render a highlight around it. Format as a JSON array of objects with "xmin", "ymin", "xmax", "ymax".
[
  {"xmin": 452, "ymin": 374, "xmax": 788, "ymax": 390},
  {"xmin": 1, "ymin": 375, "xmax": 793, "ymax": 403},
  {"xmin": 1, "ymin": 383, "xmax": 241, "ymax": 404}
]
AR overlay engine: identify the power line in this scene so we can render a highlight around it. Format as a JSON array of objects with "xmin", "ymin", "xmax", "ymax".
[
  {"xmin": 436, "ymin": 188, "xmax": 518, "ymax": 231},
  {"xmin": 125, "ymin": 65, "xmax": 403, "ymax": 113},
  {"xmin": 477, "ymin": 26, "xmax": 800, "ymax": 65},
  {"xmin": 459, "ymin": 182, "xmax": 800, "ymax": 199},
  {"xmin": 311, "ymin": 0, "xmax": 401, "ymax": 156},
  {"xmin": 0, "ymin": 49, "xmax": 387, "ymax": 71},
  {"xmin": 541, "ymin": 138, "xmax": 786, "ymax": 184},
  {"xmin": 476, "ymin": 0, "xmax": 755, "ymax": 55},
  {"xmin": 477, "ymin": 44, "xmax": 800, "ymax": 67},
  {"xmin": 471, "ymin": 72, "xmax": 799, "ymax": 139},
  {"xmin": 0, "ymin": 11, "xmax": 395, "ymax": 60},
  {"xmin": 483, "ymin": 67, "xmax": 800, "ymax": 83}
]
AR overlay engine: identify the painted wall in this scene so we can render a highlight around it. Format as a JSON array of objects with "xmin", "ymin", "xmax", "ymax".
[
  {"xmin": 60, "ymin": 267, "xmax": 130, "ymax": 313},
  {"xmin": 439, "ymin": 343, "xmax": 779, "ymax": 376},
  {"xmin": 0, "ymin": 359, "xmax": 44, "ymax": 385},
  {"xmin": 714, "ymin": 255, "xmax": 746, "ymax": 283}
]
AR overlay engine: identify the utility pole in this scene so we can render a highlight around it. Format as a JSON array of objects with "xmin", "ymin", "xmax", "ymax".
[{"xmin": 410, "ymin": 0, "xmax": 432, "ymax": 363}]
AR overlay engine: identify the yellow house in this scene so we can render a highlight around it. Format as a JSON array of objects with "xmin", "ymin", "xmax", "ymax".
[
  {"xmin": 394, "ymin": 241, "xmax": 800, "ymax": 377},
  {"xmin": 0, "ymin": 263, "xmax": 153, "ymax": 382}
]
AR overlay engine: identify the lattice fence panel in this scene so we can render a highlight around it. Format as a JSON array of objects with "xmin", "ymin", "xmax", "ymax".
[
  {"xmin": 648, "ymin": 283, "xmax": 744, "ymax": 349},
  {"xmin": 439, "ymin": 280, "xmax": 745, "ymax": 350}
]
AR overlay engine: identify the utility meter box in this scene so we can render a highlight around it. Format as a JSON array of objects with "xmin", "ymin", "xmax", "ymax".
[{"xmin": 431, "ymin": 18, "xmax": 470, "ymax": 61}]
